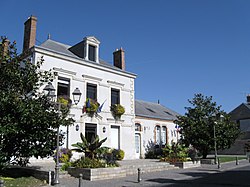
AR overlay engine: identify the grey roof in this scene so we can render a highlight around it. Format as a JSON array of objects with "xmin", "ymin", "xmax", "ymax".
[
  {"xmin": 135, "ymin": 100, "xmax": 180, "ymax": 121},
  {"xmin": 230, "ymin": 103, "xmax": 250, "ymax": 121},
  {"xmin": 38, "ymin": 39, "xmax": 136, "ymax": 76}
]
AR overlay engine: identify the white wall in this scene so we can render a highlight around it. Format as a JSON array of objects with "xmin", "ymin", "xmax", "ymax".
[
  {"xmin": 34, "ymin": 47, "xmax": 136, "ymax": 159},
  {"xmin": 135, "ymin": 117, "xmax": 179, "ymax": 157}
]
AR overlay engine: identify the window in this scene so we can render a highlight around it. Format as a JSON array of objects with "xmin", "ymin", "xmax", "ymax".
[
  {"xmin": 146, "ymin": 108, "xmax": 156, "ymax": 113},
  {"xmin": 162, "ymin": 126, "xmax": 167, "ymax": 145},
  {"xmin": 87, "ymin": 83, "xmax": 97, "ymax": 100},
  {"xmin": 111, "ymin": 88, "xmax": 120, "ymax": 105},
  {"xmin": 85, "ymin": 123, "xmax": 97, "ymax": 143},
  {"xmin": 88, "ymin": 45, "xmax": 96, "ymax": 62},
  {"xmin": 164, "ymin": 111, "xmax": 173, "ymax": 116},
  {"xmin": 155, "ymin": 126, "xmax": 161, "ymax": 145},
  {"xmin": 57, "ymin": 77, "xmax": 70, "ymax": 96},
  {"xmin": 135, "ymin": 123, "xmax": 141, "ymax": 131}
]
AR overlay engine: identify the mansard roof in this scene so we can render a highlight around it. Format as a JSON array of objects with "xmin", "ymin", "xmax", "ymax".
[
  {"xmin": 38, "ymin": 39, "xmax": 135, "ymax": 76},
  {"xmin": 135, "ymin": 100, "xmax": 180, "ymax": 121}
]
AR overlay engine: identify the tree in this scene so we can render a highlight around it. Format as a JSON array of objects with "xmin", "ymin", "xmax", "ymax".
[
  {"xmin": 0, "ymin": 38, "xmax": 74, "ymax": 168},
  {"xmin": 175, "ymin": 93, "xmax": 240, "ymax": 158}
]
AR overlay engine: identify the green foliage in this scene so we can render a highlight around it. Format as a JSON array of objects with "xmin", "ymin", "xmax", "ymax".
[
  {"xmin": 72, "ymin": 133, "xmax": 107, "ymax": 159},
  {"xmin": 0, "ymin": 38, "xmax": 74, "ymax": 168},
  {"xmin": 53, "ymin": 148, "xmax": 72, "ymax": 163},
  {"xmin": 112, "ymin": 149, "xmax": 125, "ymax": 160},
  {"xmin": 71, "ymin": 157, "xmax": 119, "ymax": 168},
  {"xmin": 0, "ymin": 176, "xmax": 44, "ymax": 187},
  {"xmin": 174, "ymin": 93, "xmax": 240, "ymax": 158},
  {"xmin": 72, "ymin": 157, "xmax": 105, "ymax": 168},
  {"xmin": 57, "ymin": 95, "xmax": 72, "ymax": 116},
  {"xmin": 60, "ymin": 161, "xmax": 72, "ymax": 171},
  {"xmin": 83, "ymin": 98, "xmax": 99, "ymax": 116},
  {"xmin": 110, "ymin": 104, "xmax": 125, "ymax": 119},
  {"xmin": 160, "ymin": 142, "xmax": 188, "ymax": 163},
  {"xmin": 145, "ymin": 149, "xmax": 163, "ymax": 159}
]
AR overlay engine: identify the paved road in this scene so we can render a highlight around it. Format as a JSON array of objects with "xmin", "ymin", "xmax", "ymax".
[{"xmin": 54, "ymin": 159, "xmax": 250, "ymax": 187}]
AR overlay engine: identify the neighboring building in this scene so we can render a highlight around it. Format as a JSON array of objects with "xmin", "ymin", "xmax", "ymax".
[
  {"xmin": 230, "ymin": 95, "xmax": 250, "ymax": 132},
  {"xmin": 20, "ymin": 16, "xmax": 180, "ymax": 159},
  {"xmin": 220, "ymin": 95, "xmax": 250, "ymax": 155},
  {"xmin": 135, "ymin": 100, "xmax": 180, "ymax": 158}
]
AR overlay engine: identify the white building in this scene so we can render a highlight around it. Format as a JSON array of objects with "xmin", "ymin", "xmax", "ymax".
[
  {"xmin": 23, "ymin": 16, "xmax": 137, "ymax": 159},
  {"xmin": 22, "ymin": 16, "xmax": 180, "ymax": 160},
  {"xmin": 134, "ymin": 100, "xmax": 180, "ymax": 158}
]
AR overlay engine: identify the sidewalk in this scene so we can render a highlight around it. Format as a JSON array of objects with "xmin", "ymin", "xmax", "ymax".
[{"xmin": 45, "ymin": 159, "xmax": 250, "ymax": 187}]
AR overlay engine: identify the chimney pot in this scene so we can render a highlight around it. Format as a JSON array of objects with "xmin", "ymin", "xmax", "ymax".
[
  {"xmin": 113, "ymin": 48, "xmax": 125, "ymax": 70},
  {"xmin": 247, "ymin": 95, "xmax": 250, "ymax": 104},
  {"xmin": 23, "ymin": 15, "xmax": 37, "ymax": 52}
]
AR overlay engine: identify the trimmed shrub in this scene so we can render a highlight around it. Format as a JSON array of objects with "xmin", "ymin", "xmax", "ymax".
[
  {"xmin": 112, "ymin": 149, "xmax": 125, "ymax": 160},
  {"xmin": 160, "ymin": 142, "xmax": 188, "ymax": 163},
  {"xmin": 145, "ymin": 148, "xmax": 163, "ymax": 159}
]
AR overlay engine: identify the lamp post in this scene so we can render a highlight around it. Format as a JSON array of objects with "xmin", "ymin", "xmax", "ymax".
[
  {"xmin": 44, "ymin": 82, "xmax": 82, "ymax": 185},
  {"xmin": 213, "ymin": 122, "xmax": 217, "ymax": 164},
  {"xmin": 213, "ymin": 114, "xmax": 223, "ymax": 165}
]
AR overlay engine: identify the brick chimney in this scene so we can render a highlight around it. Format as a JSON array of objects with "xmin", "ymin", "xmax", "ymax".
[
  {"xmin": 23, "ymin": 16, "xmax": 37, "ymax": 52},
  {"xmin": 113, "ymin": 48, "xmax": 125, "ymax": 70}
]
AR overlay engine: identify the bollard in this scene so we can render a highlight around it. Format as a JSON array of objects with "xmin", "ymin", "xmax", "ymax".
[
  {"xmin": 217, "ymin": 158, "xmax": 221, "ymax": 169},
  {"xmin": 137, "ymin": 168, "xmax": 142, "ymax": 183},
  {"xmin": 0, "ymin": 180, "xmax": 4, "ymax": 187},
  {"xmin": 48, "ymin": 170, "xmax": 52, "ymax": 186},
  {"xmin": 236, "ymin": 157, "xmax": 239, "ymax": 165},
  {"xmin": 78, "ymin": 173, "xmax": 83, "ymax": 187}
]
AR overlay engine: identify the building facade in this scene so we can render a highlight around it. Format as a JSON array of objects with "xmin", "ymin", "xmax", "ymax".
[
  {"xmin": 21, "ymin": 16, "xmax": 180, "ymax": 160},
  {"xmin": 134, "ymin": 100, "xmax": 180, "ymax": 158},
  {"xmin": 23, "ymin": 16, "xmax": 137, "ymax": 159}
]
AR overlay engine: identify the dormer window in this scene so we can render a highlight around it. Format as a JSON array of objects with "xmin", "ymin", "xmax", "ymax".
[
  {"xmin": 84, "ymin": 36, "xmax": 100, "ymax": 63},
  {"xmin": 88, "ymin": 45, "xmax": 96, "ymax": 62},
  {"xmin": 68, "ymin": 36, "xmax": 100, "ymax": 63}
]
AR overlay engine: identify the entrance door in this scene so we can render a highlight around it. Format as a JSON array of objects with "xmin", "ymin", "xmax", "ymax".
[
  {"xmin": 85, "ymin": 123, "xmax": 97, "ymax": 143},
  {"xmin": 111, "ymin": 126, "xmax": 120, "ymax": 149},
  {"xmin": 135, "ymin": 133, "xmax": 141, "ymax": 159}
]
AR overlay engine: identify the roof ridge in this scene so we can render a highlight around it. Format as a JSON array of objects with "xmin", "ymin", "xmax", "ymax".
[{"xmin": 40, "ymin": 39, "xmax": 72, "ymax": 48}]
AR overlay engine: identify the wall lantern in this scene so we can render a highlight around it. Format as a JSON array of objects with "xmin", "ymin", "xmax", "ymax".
[
  {"xmin": 103, "ymin": 127, "xmax": 106, "ymax": 133},
  {"xmin": 43, "ymin": 82, "xmax": 56, "ymax": 100},
  {"xmin": 76, "ymin": 124, "xmax": 79, "ymax": 131},
  {"xmin": 72, "ymin": 88, "xmax": 82, "ymax": 105}
]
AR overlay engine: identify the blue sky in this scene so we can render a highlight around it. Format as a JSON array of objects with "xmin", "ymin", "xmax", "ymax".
[{"xmin": 1, "ymin": 0, "xmax": 250, "ymax": 114}]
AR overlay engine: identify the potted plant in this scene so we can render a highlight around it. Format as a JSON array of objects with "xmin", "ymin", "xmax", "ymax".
[
  {"xmin": 57, "ymin": 95, "xmax": 72, "ymax": 115},
  {"xmin": 110, "ymin": 104, "xmax": 125, "ymax": 120},
  {"xmin": 83, "ymin": 98, "xmax": 99, "ymax": 117}
]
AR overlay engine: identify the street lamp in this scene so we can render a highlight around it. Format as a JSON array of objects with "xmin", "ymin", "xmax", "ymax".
[
  {"xmin": 213, "ymin": 114, "xmax": 224, "ymax": 165},
  {"xmin": 213, "ymin": 122, "xmax": 218, "ymax": 164},
  {"xmin": 43, "ymin": 82, "xmax": 81, "ymax": 185}
]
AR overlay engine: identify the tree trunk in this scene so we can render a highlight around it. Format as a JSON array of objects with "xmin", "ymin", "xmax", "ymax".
[{"xmin": 202, "ymin": 151, "xmax": 208, "ymax": 159}]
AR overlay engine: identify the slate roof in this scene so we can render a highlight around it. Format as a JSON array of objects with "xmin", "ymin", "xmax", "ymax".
[
  {"xmin": 38, "ymin": 39, "xmax": 135, "ymax": 76},
  {"xmin": 135, "ymin": 100, "xmax": 180, "ymax": 121},
  {"xmin": 230, "ymin": 103, "xmax": 250, "ymax": 121}
]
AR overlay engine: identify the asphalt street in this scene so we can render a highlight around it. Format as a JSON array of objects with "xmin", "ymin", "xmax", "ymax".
[{"xmin": 54, "ymin": 159, "xmax": 250, "ymax": 187}]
